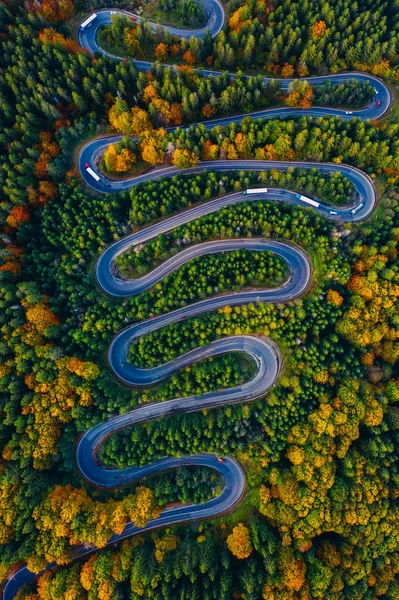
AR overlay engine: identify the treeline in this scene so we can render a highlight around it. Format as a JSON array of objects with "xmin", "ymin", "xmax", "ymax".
[{"xmin": 98, "ymin": 0, "xmax": 399, "ymax": 77}]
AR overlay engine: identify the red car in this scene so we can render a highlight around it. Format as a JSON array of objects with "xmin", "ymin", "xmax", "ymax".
[
  {"xmin": 376, "ymin": 99, "xmax": 381, "ymax": 107},
  {"xmin": 131, "ymin": 15, "xmax": 137, "ymax": 20},
  {"xmin": 217, "ymin": 457, "xmax": 225, "ymax": 463},
  {"xmin": 84, "ymin": 163, "xmax": 90, "ymax": 168}
]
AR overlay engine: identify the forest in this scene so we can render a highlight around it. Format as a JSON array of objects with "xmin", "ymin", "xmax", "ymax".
[{"xmin": 0, "ymin": 0, "xmax": 399, "ymax": 598}]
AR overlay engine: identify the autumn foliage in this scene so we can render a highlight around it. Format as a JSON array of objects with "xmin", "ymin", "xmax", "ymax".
[
  {"xmin": 109, "ymin": 100, "xmax": 153, "ymax": 136},
  {"xmin": 142, "ymin": 84, "xmax": 183, "ymax": 126},
  {"xmin": 171, "ymin": 148, "xmax": 199, "ymax": 169},
  {"xmin": 29, "ymin": 0, "xmax": 75, "ymax": 23},
  {"xmin": 0, "ymin": 243, "xmax": 23, "ymax": 275},
  {"xmin": 6, "ymin": 206, "xmax": 30, "ymax": 229},
  {"xmin": 285, "ymin": 80, "xmax": 314, "ymax": 109},
  {"xmin": 312, "ymin": 20, "xmax": 327, "ymax": 38},
  {"xmin": 30, "ymin": 484, "xmax": 160, "ymax": 571},
  {"xmin": 338, "ymin": 244, "xmax": 399, "ymax": 362},
  {"xmin": 103, "ymin": 143, "xmax": 136, "ymax": 173},
  {"xmin": 39, "ymin": 28, "xmax": 82, "ymax": 54},
  {"xmin": 226, "ymin": 523, "xmax": 253, "ymax": 559},
  {"xmin": 155, "ymin": 43, "xmax": 168, "ymax": 61},
  {"xmin": 140, "ymin": 129, "xmax": 166, "ymax": 165}
]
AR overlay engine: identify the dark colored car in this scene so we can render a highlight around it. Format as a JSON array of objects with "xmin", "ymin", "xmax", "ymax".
[{"xmin": 278, "ymin": 190, "xmax": 286, "ymax": 195}]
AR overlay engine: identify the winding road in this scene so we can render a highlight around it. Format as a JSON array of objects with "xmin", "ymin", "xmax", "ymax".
[{"xmin": 3, "ymin": 1, "xmax": 391, "ymax": 598}]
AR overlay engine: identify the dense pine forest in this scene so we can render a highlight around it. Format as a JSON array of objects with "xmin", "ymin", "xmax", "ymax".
[{"xmin": 1, "ymin": 0, "xmax": 399, "ymax": 598}]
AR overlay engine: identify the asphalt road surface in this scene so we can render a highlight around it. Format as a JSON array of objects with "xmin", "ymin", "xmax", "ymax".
[{"xmin": 2, "ymin": 3, "xmax": 386, "ymax": 598}]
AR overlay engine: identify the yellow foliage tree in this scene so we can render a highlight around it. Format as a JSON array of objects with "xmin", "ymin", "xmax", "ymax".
[
  {"xmin": 123, "ymin": 486, "xmax": 161, "ymax": 528},
  {"xmin": 140, "ymin": 130, "xmax": 166, "ymax": 165},
  {"xmin": 25, "ymin": 302, "xmax": 59, "ymax": 334},
  {"xmin": 109, "ymin": 101, "xmax": 152, "ymax": 136},
  {"xmin": 172, "ymin": 148, "xmax": 199, "ymax": 169},
  {"xmin": 103, "ymin": 144, "xmax": 136, "ymax": 174},
  {"xmin": 154, "ymin": 534, "xmax": 178, "ymax": 562}
]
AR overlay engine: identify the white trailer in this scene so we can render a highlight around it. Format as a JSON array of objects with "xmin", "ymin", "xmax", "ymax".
[
  {"xmin": 80, "ymin": 13, "xmax": 97, "ymax": 30},
  {"xmin": 86, "ymin": 167, "xmax": 100, "ymax": 182},
  {"xmin": 295, "ymin": 193, "xmax": 320, "ymax": 208},
  {"xmin": 350, "ymin": 203, "xmax": 364, "ymax": 215},
  {"xmin": 242, "ymin": 188, "xmax": 268, "ymax": 195}
]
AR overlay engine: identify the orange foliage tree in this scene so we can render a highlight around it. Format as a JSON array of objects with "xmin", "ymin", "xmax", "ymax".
[
  {"xmin": 155, "ymin": 43, "xmax": 168, "ymax": 61},
  {"xmin": 6, "ymin": 206, "xmax": 30, "ymax": 229},
  {"xmin": 312, "ymin": 20, "xmax": 327, "ymax": 38},
  {"xmin": 35, "ymin": 131, "xmax": 60, "ymax": 177},
  {"xmin": 0, "ymin": 243, "xmax": 23, "ymax": 276},
  {"xmin": 285, "ymin": 80, "xmax": 314, "ymax": 108},
  {"xmin": 182, "ymin": 49, "xmax": 196, "ymax": 65},
  {"xmin": 39, "ymin": 27, "xmax": 82, "ymax": 53},
  {"xmin": 31, "ymin": 0, "xmax": 75, "ymax": 23},
  {"xmin": 201, "ymin": 103, "xmax": 216, "ymax": 118},
  {"xmin": 201, "ymin": 139, "xmax": 219, "ymax": 160},
  {"xmin": 281, "ymin": 63, "xmax": 295, "ymax": 78},
  {"xmin": 25, "ymin": 302, "xmax": 59, "ymax": 334},
  {"xmin": 226, "ymin": 523, "xmax": 253, "ymax": 559},
  {"xmin": 142, "ymin": 84, "xmax": 183, "ymax": 126}
]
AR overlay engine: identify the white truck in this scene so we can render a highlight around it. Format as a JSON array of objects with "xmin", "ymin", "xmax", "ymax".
[
  {"xmin": 242, "ymin": 188, "xmax": 268, "ymax": 195},
  {"xmin": 295, "ymin": 193, "xmax": 320, "ymax": 208}
]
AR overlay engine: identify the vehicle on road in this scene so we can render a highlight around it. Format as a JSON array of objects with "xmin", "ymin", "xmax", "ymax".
[
  {"xmin": 278, "ymin": 190, "xmax": 286, "ymax": 194},
  {"xmin": 80, "ymin": 13, "xmax": 97, "ymax": 30},
  {"xmin": 217, "ymin": 458, "xmax": 225, "ymax": 463},
  {"xmin": 345, "ymin": 111, "xmax": 353, "ymax": 115},
  {"xmin": 243, "ymin": 188, "xmax": 268, "ymax": 195},
  {"xmin": 376, "ymin": 99, "xmax": 381, "ymax": 107},
  {"xmin": 330, "ymin": 211, "xmax": 338, "ymax": 215},
  {"xmin": 86, "ymin": 166, "xmax": 100, "ymax": 182},
  {"xmin": 295, "ymin": 193, "xmax": 320, "ymax": 208},
  {"xmin": 351, "ymin": 203, "xmax": 364, "ymax": 214}
]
